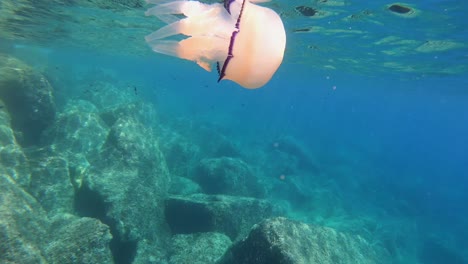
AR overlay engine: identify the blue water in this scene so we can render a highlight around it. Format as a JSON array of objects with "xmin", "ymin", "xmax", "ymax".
[{"xmin": 1, "ymin": 0, "xmax": 467, "ymax": 263}]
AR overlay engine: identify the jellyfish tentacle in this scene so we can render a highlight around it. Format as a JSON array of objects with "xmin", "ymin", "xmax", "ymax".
[
  {"xmin": 147, "ymin": 40, "xmax": 180, "ymax": 58},
  {"xmin": 145, "ymin": 2, "xmax": 184, "ymax": 17},
  {"xmin": 145, "ymin": 21, "xmax": 183, "ymax": 41},
  {"xmin": 154, "ymin": 14, "xmax": 179, "ymax": 24}
]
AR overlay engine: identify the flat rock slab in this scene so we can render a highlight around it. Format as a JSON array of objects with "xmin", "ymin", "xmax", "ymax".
[{"xmin": 166, "ymin": 194, "xmax": 284, "ymax": 241}]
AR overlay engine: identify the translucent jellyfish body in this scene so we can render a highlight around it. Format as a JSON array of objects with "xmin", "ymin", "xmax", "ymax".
[{"xmin": 145, "ymin": 0, "xmax": 286, "ymax": 89}]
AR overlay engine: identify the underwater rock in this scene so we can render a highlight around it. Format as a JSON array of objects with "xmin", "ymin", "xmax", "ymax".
[
  {"xmin": 0, "ymin": 54, "xmax": 56, "ymax": 146},
  {"xmin": 81, "ymin": 81, "xmax": 136, "ymax": 111},
  {"xmin": 0, "ymin": 102, "xmax": 31, "ymax": 187},
  {"xmin": 163, "ymin": 119, "xmax": 241, "ymax": 159},
  {"xmin": 44, "ymin": 100, "xmax": 109, "ymax": 158},
  {"xmin": 27, "ymin": 99, "xmax": 105, "ymax": 216},
  {"xmin": 45, "ymin": 214, "xmax": 113, "ymax": 264},
  {"xmin": 270, "ymin": 136, "xmax": 320, "ymax": 174},
  {"xmin": 100, "ymin": 101, "xmax": 158, "ymax": 129},
  {"xmin": 169, "ymin": 176, "xmax": 202, "ymax": 195},
  {"xmin": 264, "ymin": 147, "xmax": 300, "ymax": 178},
  {"xmin": 0, "ymin": 171, "xmax": 113, "ymax": 264},
  {"xmin": 99, "ymin": 116, "xmax": 164, "ymax": 168},
  {"xmin": 269, "ymin": 174, "xmax": 313, "ymax": 209},
  {"xmin": 207, "ymin": 132, "xmax": 242, "ymax": 159},
  {"xmin": 79, "ymin": 115, "xmax": 171, "ymax": 263},
  {"xmin": 213, "ymin": 140, "xmax": 242, "ymax": 158},
  {"xmin": 26, "ymin": 147, "xmax": 76, "ymax": 216},
  {"xmin": 159, "ymin": 128, "xmax": 200, "ymax": 178},
  {"xmin": 218, "ymin": 217, "xmax": 390, "ymax": 264},
  {"xmin": 159, "ymin": 123, "xmax": 242, "ymax": 179},
  {"xmin": 193, "ymin": 157, "xmax": 265, "ymax": 198},
  {"xmin": 169, "ymin": 232, "xmax": 232, "ymax": 264},
  {"xmin": 0, "ymin": 174, "xmax": 50, "ymax": 263},
  {"xmin": 165, "ymin": 194, "xmax": 284, "ymax": 241}
]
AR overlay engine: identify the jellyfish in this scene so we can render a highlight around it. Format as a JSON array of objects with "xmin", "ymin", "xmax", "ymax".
[{"xmin": 145, "ymin": 0, "xmax": 286, "ymax": 89}]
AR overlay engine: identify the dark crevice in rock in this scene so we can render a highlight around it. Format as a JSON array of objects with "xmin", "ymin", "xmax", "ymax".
[
  {"xmin": 165, "ymin": 199, "xmax": 214, "ymax": 234},
  {"xmin": 74, "ymin": 184, "xmax": 137, "ymax": 264}
]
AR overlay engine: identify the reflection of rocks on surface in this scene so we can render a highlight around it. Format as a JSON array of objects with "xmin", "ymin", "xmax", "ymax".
[
  {"xmin": 0, "ymin": 54, "xmax": 56, "ymax": 146},
  {"xmin": 219, "ymin": 217, "xmax": 390, "ymax": 264},
  {"xmin": 82, "ymin": 0, "xmax": 144, "ymax": 9}
]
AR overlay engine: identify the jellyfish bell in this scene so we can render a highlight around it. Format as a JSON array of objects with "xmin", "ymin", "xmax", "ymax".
[{"xmin": 145, "ymin": 0, "xmax": 286, "ymax": 89}]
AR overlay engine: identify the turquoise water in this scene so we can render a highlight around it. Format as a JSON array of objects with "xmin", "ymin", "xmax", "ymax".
[{"xmin": 1, "ymin": 0, "xmax": 467, "ymax": 263}]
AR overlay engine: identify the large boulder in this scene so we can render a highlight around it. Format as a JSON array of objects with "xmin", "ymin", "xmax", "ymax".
[
  {"xmin": 45, "ymin": 214, "xmax": 113, "ymax": 264},
  {"xmin": 269, "ymin": 136, "xmax": 320, "ymax": 174},
  {"xmin": 41, "ymin": 80, "xmax": 171, "ymax": 263},
  {"xmin": 169, "ymin": 232, "xmax": 232, "ymax": 264},
  {"xmin": 26, "ymin": 147, "xmax": 77, "ymax": 216},
  {"xmin": 218, "ymin": 217, "xmax": 391, "ymax": 264},
  {"xmin": 26, "ymin": 100, "xmax": 105, "ymax": 217},
  {"xmin": 44, "ymin": 100, "xmax": 109, "ymax": 159},
  {"xmin": 79, "ymin": 110, "xmax": 171, "ymax": 263},
  {"xmin": 0, "ymin": 54, "xmax": 56, "ymax": 146},
  {"xmin": 80, "ymin": 81, "xmax": 137, "ymax": 111},
  {"xmin": 99, "ymin": 101, "xmax": 157, "ymax": 129},
  {"xmin": 193, "ymin": 157, "xmax": 265, "ymax": 198},
  {"xmin": 0, "ymin": 102, "xmax": 30, "ymax": 187},
  {"xmin": 0, "ymin": 174, "xmax": 113, "ymax": 264},
  {"xmin": 159, "ymin": 128, "xmax": 200, "ymax": 178},
  {"xmin": 0, "ymin": 174, "xmax": 49, "ymax": 263}
]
